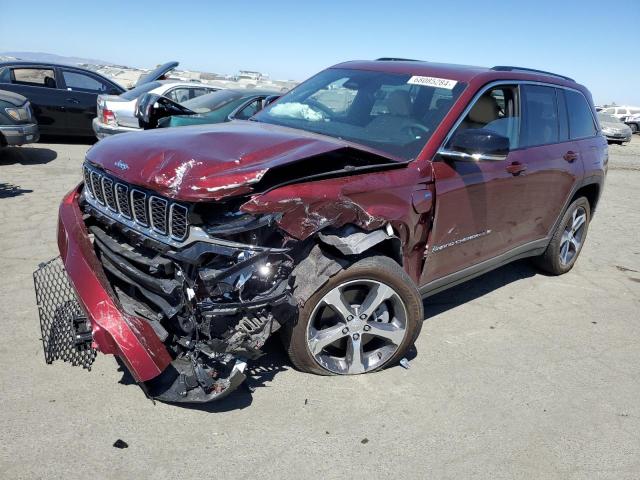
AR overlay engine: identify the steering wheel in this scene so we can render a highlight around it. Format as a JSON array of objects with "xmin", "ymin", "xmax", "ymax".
[
  {"xmin": 305, "ymin": 99, "xmax": 335, "ymax": 119},
  {"xmin": 401, "ymin": 123, "xmax": 430, "ymax": 137}
]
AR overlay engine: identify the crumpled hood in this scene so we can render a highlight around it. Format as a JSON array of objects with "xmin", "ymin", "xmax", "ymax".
[{"xmin": 86, "ymin": 121, "xmax": 385, "ymax": 201}]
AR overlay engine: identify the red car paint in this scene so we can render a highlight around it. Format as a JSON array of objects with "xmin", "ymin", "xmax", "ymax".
[
  {"xmin": 58, "ymin": 186, "xmax": 171, "ymax": 381},
  {"xmin": 57, "ymin": 60, "xmax": 607, "ymax": 384}
]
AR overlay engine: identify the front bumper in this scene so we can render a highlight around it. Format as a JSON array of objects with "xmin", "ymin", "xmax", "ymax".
[
  {"xmin": 0, "ymin": 123, "xmax": 39, "ymax": 146},
  {"xmin": 92, "ymin": 117, "xmax": 141, "ymax": 140},
  {"xmin": 604, "ymin": 131, "xmax": 632, "ymax": 142},
  {"xmin": 54, "ymin": 185, "xmax": 172, "ymax": 381}
]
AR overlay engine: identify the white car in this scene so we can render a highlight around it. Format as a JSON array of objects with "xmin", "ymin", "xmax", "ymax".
[
  {"xmin": 600, "ymin": 105, "xmax": 640, "ymax": 120},
  {"xmin": 92, "ymin": 61, "xmax": 218, "ymax": 139},
  {"xmin": 93, "ymin": 81, "xmax": 218, "ymax": 139}
]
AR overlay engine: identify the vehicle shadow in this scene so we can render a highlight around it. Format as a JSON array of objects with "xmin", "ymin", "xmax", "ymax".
[
  {"xmin": 0, "ymin": 146, "xmax": 57, "ymax": 165},
  {"xmin": 114, "ymin": 260, "xmax": 538, "ymax": 412},
  {"xmin": 115, "ymin": 336, "xmax": 290, "ymax": 413},
  {"xmin": 0, "ymin": 182, "xmax": 33, "ymax": 198},
  {"xmin": 423, "ymin": 259, "xmax": 538, "ymax": 318}
]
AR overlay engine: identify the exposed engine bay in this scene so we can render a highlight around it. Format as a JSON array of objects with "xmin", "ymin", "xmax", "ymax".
[{"xmin": 80, "ymin": 188, "xmax": 299, "ymax": 402}]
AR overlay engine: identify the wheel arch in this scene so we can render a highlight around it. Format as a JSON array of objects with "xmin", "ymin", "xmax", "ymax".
[
  {"xmin": 316, "ymin": 225, "xmax": 403, "ymax": 266},
  {"xmin": 571, "ymin": 182, "xmax": 601, "ymax": 215}
]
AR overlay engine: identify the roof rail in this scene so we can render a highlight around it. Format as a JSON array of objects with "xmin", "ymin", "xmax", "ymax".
[
  {"xmin": 491, "ymin": 66, "xmax": 574, "ymax": 82},
  {"xmin": 375, "ymin": 57, "xmax": 421, "ymax": 62}
]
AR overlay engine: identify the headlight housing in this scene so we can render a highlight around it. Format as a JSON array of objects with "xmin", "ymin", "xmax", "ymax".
[{"xmin": 5, "ymin": 103, "xmax": 31, "ymax": 122}]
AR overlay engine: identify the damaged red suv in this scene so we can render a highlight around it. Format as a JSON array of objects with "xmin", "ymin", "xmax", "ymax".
[{"xmin": 35, "ymin": 59, "xmax": 607, "ymax": 403}]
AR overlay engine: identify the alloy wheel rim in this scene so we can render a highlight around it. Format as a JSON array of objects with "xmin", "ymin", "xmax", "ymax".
[
  {"xmin": 559, "ymin": 206, "xmax": 587, "ymax": 266},
  {"xmin": 306, "ymin": 279, "xmax": 408, "ymax": 375}
]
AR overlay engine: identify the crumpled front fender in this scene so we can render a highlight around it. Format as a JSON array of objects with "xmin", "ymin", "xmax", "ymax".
[{"xmin": 57, "ymin": 185, "xmax": 172, "ymax": 381}]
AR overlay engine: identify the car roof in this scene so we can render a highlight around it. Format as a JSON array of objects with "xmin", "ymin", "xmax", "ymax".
[
  {"xmin": 0, "ymin": 60, "xmax": 124, "ymax": 88},
  {"xmin": 152, "ymin": 81, "xmax": 220, "ymax": 90},
  {"xmin": 331, "ymin": 59, "xmax": 580, "ymax": 88},
  {"xmin": 0, "ymin": 60, "xmax": 99, "ymax": 70}
]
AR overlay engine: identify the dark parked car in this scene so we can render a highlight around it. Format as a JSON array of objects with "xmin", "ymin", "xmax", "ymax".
[
  {"xmin": 35, "ymin": 60, "xmax": 606, "ymax": 404},
  {"xmin": 0, "ymin": 89, "xmax": 39, "ymax": 146},
  {"xmin": 0, "ymin": 61, "xmax": 125, "ymax": 137},
  {"xmin": 136, "ymin": 89, "xmax": 280, "ymax": 129}
]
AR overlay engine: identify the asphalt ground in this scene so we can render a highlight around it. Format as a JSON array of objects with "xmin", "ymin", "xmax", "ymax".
[{"xmin": 1, "ymin": 135, "xmax": 639, "ymax": 479}]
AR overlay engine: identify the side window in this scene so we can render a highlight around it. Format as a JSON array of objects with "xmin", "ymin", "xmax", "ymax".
[
  {"xmin": 0, "ymin": 67, "xmax": 10, "ymax": 83},
  {"xmin": 12, "ymin": 68, "xmax": 57, "ymax": 88},
  {"xmin": 165, "ymin": 88, "xmax": 191, "ymax": 103},
  {"xmin": 308, "ymin": 77, "xmax": 357, "ymax": 115},
  {"xmin": 234, "ymin": 99, "xmax": 262, "ymax": 120},
  {"xmin": 556, "ymin": 89, "xmax": 569, "ymax": 141},
  {"xmin": 520, "ymin": 84, "xmax": 559, "ymax": 147},
  {"xmin": 565, "ymin": 90, "xmax": 597, "ymax": 139},
  {"xmin": 604, "ymin": 108, "xmax": 615, "ymax": 114},
  {"xmin": 616, "ymin": 108, "xmax": 628, "ymax": 116},
  {"xmin": 62, "ymin": 70, "xmax": 109, "ymax": 92},
  {"xmin": 452, "ymin": 86, "xmax": 520, "ymax": 149},
  {"xmin": 190, "ymin": 87, "xmax": 215, "ymax": 99}
]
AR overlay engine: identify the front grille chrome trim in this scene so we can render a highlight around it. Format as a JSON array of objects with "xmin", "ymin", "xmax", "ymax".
[
  {"xmin": 82, "ymin": 163, "xmax": 193, "ymax": 247},
  {"xmin": 149, "ymin": 196, "xmax": 168, "ymax": 234}
]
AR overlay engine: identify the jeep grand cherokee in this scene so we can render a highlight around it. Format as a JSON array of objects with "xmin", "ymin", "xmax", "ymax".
[{"xmin": 34, "ymin": 59, "xmax": 607, "ymax": 403}]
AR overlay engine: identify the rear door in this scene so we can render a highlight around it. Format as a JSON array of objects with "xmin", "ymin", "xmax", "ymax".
[
  {"xmin": 563, "ymin": 89, "xmax": 603, "ymax": 181},
  {"xmin": 59, "ymin": 68, "xmax": 118, "ymax": 135},
  {"xmin": 1, "ymin": 66, "xmax": 68, "ymax": 134},
  {"xmin": 506, "ymin": 84, "xmax": 582, "ymax": 241}
]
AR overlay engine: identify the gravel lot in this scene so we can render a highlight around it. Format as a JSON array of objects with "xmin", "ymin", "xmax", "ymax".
[{"xmin": 1, "ymin": 136, "xmax": 639, "ymax": 479}]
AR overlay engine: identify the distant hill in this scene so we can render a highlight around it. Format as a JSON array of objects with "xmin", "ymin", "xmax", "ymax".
[{"xmin": 0, "ymin": 51, "xmax": 118, "ymax": 66}]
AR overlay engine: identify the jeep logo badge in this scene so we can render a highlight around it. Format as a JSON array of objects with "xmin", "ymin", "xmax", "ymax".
[{"xmin": 114, "ymin": 160, "xmax": 129, "ymax": 171}]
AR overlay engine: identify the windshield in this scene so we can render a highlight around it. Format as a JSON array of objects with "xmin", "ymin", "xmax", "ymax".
[
  {"xmin": 121, "ymin": 81, "xmax": 162, "ymax": 100},
  {"xmin": 253, "ymin": 68, "xmax": 466, "ymax": 160},
  {"xmin": 181, "ymin": 90, "xmax": 244, "ymax": 113},
  {"xmin": 598, "ymin": 113, "xmax": 621, "ymax": 123}
]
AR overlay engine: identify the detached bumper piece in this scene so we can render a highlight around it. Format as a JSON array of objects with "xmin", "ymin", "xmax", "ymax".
[{"xmin": 33, "ymin": 257, "xmax": 96, "ymax": 370}]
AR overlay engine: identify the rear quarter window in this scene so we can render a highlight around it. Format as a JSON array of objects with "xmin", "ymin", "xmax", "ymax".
[{"xmin": 565, "ymin": 90, "xmax": 597, "ymax": 139}]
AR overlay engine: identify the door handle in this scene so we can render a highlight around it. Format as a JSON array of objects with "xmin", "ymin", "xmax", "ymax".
[
  {"xmin": 506, "ymin": 162, "xmax": 527, "ymax": 176},
  {"xmin": 563, "ymin": 151, "xmax": 578, "ymax": 163},
  {"xmin": 66, "ymin": 98, "xmax": 80, "ymax": 104}
]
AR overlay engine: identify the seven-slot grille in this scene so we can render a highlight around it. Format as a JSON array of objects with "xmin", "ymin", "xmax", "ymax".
[{"xmin": 83, "ymin": 164, "xmax": 189, "ymax": 241}]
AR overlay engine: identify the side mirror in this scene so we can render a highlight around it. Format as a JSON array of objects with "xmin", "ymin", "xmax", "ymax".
[{"xmin": 439, "ymin": 128, "xmax": 510, "ymax": 161}]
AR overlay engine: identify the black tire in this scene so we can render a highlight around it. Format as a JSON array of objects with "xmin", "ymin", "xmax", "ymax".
[
  {"xmin": 629, "ymin": 123, "xmax": 638, "ymax": 134},
  {"xmin": 534, "ymin": 197, "xmax": 591, "ymax": 275},
  {"xmin": 284, "ymin": 255, "xmax": 423, "ymax": 376}
]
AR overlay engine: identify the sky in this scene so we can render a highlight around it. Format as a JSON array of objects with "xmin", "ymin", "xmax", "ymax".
[{"xmin": 1, "ymin": 0, "xmax": 639, "ymax": 105}]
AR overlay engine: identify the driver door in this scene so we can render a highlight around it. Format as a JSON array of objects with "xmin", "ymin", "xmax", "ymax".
[{"xmin": 421, "ymin": 85, "xmax": 525, "ymax": 284}]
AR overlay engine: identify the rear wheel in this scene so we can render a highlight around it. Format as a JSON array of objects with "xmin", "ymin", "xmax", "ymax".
[
  {"xmin": 629, "ymin": 123, "xmax": 638, "ymax": 134},
  {"xmin": 534, "ymin": 197, "xmax": 590, "ymax": 275},
  {"xmin": 285, "ymin": 256, "xmax": 423, "ymax": 376}
]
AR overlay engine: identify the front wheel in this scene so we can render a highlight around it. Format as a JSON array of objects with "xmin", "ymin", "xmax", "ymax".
[
  {"xmin": 285, "ymin": 256, "xmax": 423, "ymax": 376},
  {"xmin": 534, "ymin": 197, "xmax": 590, "ymax": 275},
  {"xmin": 629, "ymin": 123, "xmax": 638, "ymax": 133}
]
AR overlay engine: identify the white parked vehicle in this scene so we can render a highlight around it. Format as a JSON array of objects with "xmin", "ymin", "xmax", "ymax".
[
  {"xmin": 93, "ymin": 81, "xmax": 218, "ymax": 139},
  {"xmin": 601, "ymin": 105, "xmax": 640, "ymax": 120},
  {"xmin": 624, "ymin": 113, "xmax": 640, "ymax": 134},
  {"xmin": 92, "ymin": 61, "xmax": 218, "ymax": 139}
]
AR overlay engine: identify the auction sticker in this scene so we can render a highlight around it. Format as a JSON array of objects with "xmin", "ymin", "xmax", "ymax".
[{"xmin": 407, "ymin": 76, "xmax": 458, "ymax": 90}]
